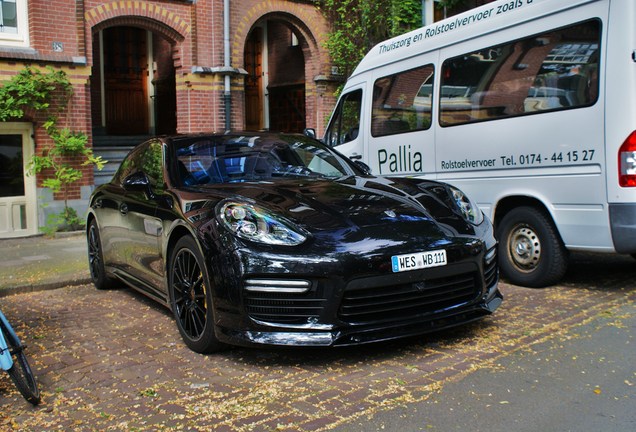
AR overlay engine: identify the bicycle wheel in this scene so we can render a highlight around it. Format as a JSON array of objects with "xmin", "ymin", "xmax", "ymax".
[{"xmin": 0, "ymin": 320, "xmax": 40, "ymax": 405}]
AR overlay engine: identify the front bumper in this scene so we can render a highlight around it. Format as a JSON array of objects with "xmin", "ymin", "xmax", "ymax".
[
  {"xmin": 211, "ymin": 243, "xmax": 501, "ymax": 348},
  {"xmin": 218, "ymin": 287, "xmax": 502, "ymax": 347}
]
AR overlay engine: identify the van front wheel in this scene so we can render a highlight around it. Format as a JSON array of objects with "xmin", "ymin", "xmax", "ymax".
[{"xmin": 497, "ymin": 207, "xmax": 568, "ymax": 288}]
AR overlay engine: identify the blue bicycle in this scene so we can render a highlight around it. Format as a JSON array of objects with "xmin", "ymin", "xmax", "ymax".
[{"xmin": 0, "ymin": 308, "xmax": 40, "ymax": 405}]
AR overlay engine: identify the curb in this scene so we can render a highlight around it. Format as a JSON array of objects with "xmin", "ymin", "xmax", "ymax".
[{"xmin": 0, "ymin": 277, "xmax": 92, "ymax": 298}]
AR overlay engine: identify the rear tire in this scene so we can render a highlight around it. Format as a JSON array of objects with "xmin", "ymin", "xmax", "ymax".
[
  {"xmin": 0, "ymin": 320, "xmax": 40, "ymax": 405},
  {"xmin": 87, "ymin": 219, "xmax": 116, "ymax": 290},
  {"xmin": 497, "ymin": 206, "xmax": 568, "ymax": 288},
  {"xmin": 168, "ymin": 236, "xmax": 226, "ymax": 353}
]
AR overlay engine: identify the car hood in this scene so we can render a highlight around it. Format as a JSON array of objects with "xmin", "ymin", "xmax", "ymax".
[{"xmin": 179, "ymin": 176, "xmax": 476, "ymax": 240}]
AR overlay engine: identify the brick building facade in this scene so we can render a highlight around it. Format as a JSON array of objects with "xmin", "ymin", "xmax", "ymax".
[{"xmin": 0, "ymin": 0, "xmax": 340, "ymax": 238}]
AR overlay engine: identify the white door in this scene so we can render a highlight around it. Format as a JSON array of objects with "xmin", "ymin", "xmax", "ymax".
[{"xmin": 0, "ymin": 123, "xmax": 37, "ymax": 238}]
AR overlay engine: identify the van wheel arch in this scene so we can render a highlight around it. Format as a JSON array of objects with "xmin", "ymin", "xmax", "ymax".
[{"xmin": 494, "ymin": 198, "xmax": 569, "ymax": 288}]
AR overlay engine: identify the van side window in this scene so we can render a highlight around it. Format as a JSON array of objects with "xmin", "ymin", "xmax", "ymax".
[
  {"xmin": 371, "ymin": 65, "xmax": 434, "ymax": 137},
  {"xmin": 325, "ymin": 89, "xmax": 362, "ymax": 147},
  {"xmin": 440, "ymin": 19, "xmax": 600, "ymax": 127}
]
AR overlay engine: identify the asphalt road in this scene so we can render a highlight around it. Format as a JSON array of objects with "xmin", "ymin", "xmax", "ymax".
[
  {"xmin": 335, "ymin": 299, "xmax": 635, "ymax": 432},
  {"xmin": 0, "ymin": 251, "xmax": 634, "ymax": 431}
]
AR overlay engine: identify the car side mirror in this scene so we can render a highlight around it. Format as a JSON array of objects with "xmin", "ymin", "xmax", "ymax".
[
  {"xmin": 303, "ymin": 128, "xmax": 316, "ymax": 139},
  {"xmin": 353, "ymin": 160, "xmax": 372, "ymax": 175},
  {"xmin": 123, "ymin": 172, "xmax": 155, "ymax": 199}
]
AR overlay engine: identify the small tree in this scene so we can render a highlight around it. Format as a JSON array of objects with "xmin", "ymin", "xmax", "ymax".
[
  {"xmin": 318, "ymin": 0, "xmax": 471, "ymax": 90},
  {"xmin": 28, "ymin": 122, "xmax": 105, "ymax": 231},
  {"xmin": 0, "ymin": 66, "xmax": 105, "ymax": 232}
]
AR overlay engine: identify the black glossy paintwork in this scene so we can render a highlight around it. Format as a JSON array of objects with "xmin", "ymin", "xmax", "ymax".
[{"xmin": 87, "ymin": 132, "xmax": 501, "ymax": 348}]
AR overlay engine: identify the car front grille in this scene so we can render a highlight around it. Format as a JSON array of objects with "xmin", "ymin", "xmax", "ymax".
[
  {"xmin": 244, "ymin": 291, "xmax": 327, "ymax": 325},
  {"xmin": 338, "ymin": 270, "xmax": 480, "ymax": 325}
]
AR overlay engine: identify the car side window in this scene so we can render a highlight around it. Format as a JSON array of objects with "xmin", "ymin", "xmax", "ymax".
[
  {"xmin": 113, "ymin": 140, "xmax": 165, "ymax": 192},
  {"xmin": 139, "ymin": 140, "xmax": 165, "ymax": 190},
  {"xmin": 324, "ymin": 89, "xmax": 362, "ymax": 147}
]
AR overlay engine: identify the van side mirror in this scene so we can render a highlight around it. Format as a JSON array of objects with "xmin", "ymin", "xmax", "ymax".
[{"xmin": 303, "ymin": 128, "xmax": 316, "ymax": 139}]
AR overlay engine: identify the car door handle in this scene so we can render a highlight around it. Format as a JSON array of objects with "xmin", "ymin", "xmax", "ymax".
[
  {"xmin": 349, "ymin": 153, "xmax": 362, "ymax": 160},
  {"xmin": 119, "ymin": 203, "xmax": 128, "ymax": 215}
]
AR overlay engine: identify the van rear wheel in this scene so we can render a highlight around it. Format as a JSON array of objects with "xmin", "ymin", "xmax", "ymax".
[{"xmin": 497, "ymin": 207, "xmax": 568, "ymax": 288}]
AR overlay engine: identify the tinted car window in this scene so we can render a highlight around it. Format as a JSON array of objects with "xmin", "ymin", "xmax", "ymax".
[{"xmin": 113, "ymin": 139, "xmax": 165, "ymax": 190}]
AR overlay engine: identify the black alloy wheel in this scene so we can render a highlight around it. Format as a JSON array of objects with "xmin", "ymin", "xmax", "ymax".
[
  {"xmin": 87, "ymin": 220, "xmax": 116, "ymax": 290},
  {"xmin": 169, "ymin": 236, "xmax": 224, "ymax": 353}
]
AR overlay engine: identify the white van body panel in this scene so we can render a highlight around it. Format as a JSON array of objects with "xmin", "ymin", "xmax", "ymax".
[
  {"xmin": 435, "ymin": 17, "xmax": 608, "ymax": 253},
  {"xmin": 324, "ymin": 0, "xmax": 636, "ymax": 285},
  {"xmin": 605, "ymin": 0, "xmax": 636, "ymax": 203},
  {"xmin": 369, "ymin": 53, "xmax": 439, "ymax": 178},
  {"xmin": 350, "ymin": 0, "xmax": 598, "ymax": 79}
]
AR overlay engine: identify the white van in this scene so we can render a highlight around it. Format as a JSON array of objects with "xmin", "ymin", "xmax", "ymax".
[{"xmin": 321, "ymin": 0, "xmax": 636, "ymax": 287}]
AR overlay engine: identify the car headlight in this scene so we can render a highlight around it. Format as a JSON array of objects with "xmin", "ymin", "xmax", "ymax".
[
  {"xmin": 449, "ymin": 186, "xmax": 484, "ymax": 225},
  {"xmin": 218, "ymin": 201, "xmax": 307, "ymax": 246}
]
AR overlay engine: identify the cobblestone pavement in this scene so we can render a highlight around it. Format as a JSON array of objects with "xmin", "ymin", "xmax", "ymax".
[{"xmin": 0, "ymin": 253, "xmax": 634, "ymax": 431}]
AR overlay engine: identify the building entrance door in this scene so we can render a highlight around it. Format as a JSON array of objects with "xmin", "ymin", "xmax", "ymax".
[
  {"xmin": 0, "ymin": 124, "xmax": 37, "ymax": 238},
  {"xmin": 103, "ymin": 26, "xmax": 149, "ymax": 135},
  {"xmin": 245, "ymin": 28, "xmax": 264, "ymax": 131}
]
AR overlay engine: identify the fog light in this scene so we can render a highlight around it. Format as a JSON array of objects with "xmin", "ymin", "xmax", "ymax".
[{"xmin": 244, "ymin": 279, "xmax": 311, "ymax": 293}]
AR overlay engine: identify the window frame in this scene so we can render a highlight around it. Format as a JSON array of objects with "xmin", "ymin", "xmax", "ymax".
[
  {"xmin": 324, "ymin": 89, "xmax": 363, "ymax": 148},
  {"xmin": 371, "ymin": 64, "xmax": 435, "ymax": 138},
  {"xmin": 0, "ymin": 0, "xmax": 29, "ymax": 48}
]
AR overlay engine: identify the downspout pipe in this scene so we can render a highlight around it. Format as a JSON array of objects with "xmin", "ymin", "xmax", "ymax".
[{"xmin": 224, "ymin": 0, "xmax": 231, "ymax": 131}]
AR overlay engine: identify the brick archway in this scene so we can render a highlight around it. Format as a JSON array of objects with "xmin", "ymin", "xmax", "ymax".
[
  {"xmin": 84, "ymin": 2, "xmax": 189, "ymax": 66},
  {"xmin": 84, "ymin": 2, "xmax": 190, "ymax": 36},
  {"xmin": 233, "ymin": 3, "xmax": 326, "ymax": 77},
  {"xmin": 234, "ymin": 2, "xmax": 332, "ymax": 133},
  {"xmin": 85, "ymin": 3, "xmax": 190, "ymax": 137}
]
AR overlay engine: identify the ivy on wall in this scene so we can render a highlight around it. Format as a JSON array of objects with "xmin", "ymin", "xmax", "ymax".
[{"xmin": 0, "ymin": 66, "xmax": 105, "ymax": 232}]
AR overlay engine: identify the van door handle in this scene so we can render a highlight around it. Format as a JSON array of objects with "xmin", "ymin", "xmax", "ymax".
[{"xmin": 349, "ymin": 153, "xmax": 362, "ymax": 160}]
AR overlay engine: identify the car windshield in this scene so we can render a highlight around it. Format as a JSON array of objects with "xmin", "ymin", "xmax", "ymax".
[{"xmin": 173, "ymin": 134, "xmax": 354, "ymax": 185}]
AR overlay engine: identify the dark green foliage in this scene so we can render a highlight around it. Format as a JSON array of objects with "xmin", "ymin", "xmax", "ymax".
[{"xmin": 0, "ymin": 67, "xmax": 105, "ymax": 233}]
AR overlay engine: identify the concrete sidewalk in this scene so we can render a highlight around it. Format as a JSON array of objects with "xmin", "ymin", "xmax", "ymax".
[{"xmin": 0, "ymin": 232, "xmax": 90, "ymax": 297}]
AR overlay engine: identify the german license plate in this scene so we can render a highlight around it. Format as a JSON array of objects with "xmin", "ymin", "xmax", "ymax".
[{"xmin": 391, "ymin": 249, "xmax": 447, "ymax": 273}]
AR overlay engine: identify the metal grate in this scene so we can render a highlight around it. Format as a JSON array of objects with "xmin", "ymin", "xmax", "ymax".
[
  {"xmin": 484, "ymin": 247, "xmax": 498, "ymax": 289},
  {"xmin": 245, "ymin": 291, "xmax": 326, "ymax": 325},
  {"xmin": 338, "ymin": 271, "xmax": 479, "ymax": 324}
]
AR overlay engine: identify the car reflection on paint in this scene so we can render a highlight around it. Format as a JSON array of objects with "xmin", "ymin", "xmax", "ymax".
[{"xmin": 86, "ymin": 131, "xmax": 502, "ymax": 353}]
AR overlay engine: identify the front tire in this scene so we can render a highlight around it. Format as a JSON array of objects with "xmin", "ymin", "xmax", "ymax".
[
  {"xmin": 169, "ymin": 236, "xmax": 225, "ymax": 353},
  {"xmin": 497, "ymin": 206, "xmax": 568, "ymax": 288}
]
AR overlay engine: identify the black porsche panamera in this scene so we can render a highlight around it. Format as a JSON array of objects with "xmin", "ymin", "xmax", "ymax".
[{"xmin": 87, "ymin": 132, "xmax": 502, "ymax": 353}]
